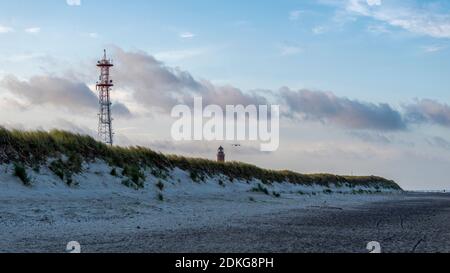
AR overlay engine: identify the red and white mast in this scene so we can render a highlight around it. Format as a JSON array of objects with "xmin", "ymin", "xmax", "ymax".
[{"xmin": 96, "ymin": 49, "xmax": 114, "ymax": 146}]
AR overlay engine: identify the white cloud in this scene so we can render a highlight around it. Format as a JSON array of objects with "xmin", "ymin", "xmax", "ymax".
[
  {"xmin": 179, "ymin": 32, "xmax": 196, "ymax": 39},
  {"xmin": 346, "ymin": 0, "xmax": 371, "ymax": 16},
  {"xmin": 279, "ymin": 44, "xmax": 302, "ymax": 56},
  {"xmin": 5, "ymin": 53, "xmax": 46, "ymax": 62},
  {"xmin": 0, "ymin": 25, "xmax": 14, "ymax": 34},
  {"xmin": 66, "ymin": 0, "xmax": 81, "ymax": 6},
  {"xmin": 312, "ymin": 26, "xmax": 327, "ymax": 35},
  {"xmin": 289, "ymin": 10, "xmax": 302, "ymax": 21},
  {"xmin": 112, "ymin": 47, "xmax": 267, "ymax": 112},
  {"xmin": 423, "ymin": 45, "xmax": 446, "ymax": 53},
  {"xmin": 155, "ymin": 48, "xmax": 207, "ymax": 62},
  {"xmin": 367, "ymin": 24, "xmax": 390, "ymax": 34},
  {"xmin": 232, "ymin": 20, "xmax": 251, "ymax": 27},
  {"xmin": 25, "ymin": 27, "xmax": 41, "ymax": 34},
  {"xmin": 80, "ymin": 32, "xmax": 99, "ymax": 39},
  {"xmin": 345, "ymin": 0, "xmax": 450, "ymax": 39},
  {"xmin": 366, "ymin": 0, "xmax": 381, "ymax": 7}
]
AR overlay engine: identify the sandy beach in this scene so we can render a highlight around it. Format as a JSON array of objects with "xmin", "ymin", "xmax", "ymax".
[{"xmin": 1, "ymin": 185, "xmax": 448, "ymax": 253}]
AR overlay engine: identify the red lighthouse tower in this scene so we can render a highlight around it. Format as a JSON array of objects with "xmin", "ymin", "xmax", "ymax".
[
  {"xmin": 96, "ymin": 49, "xmax": 114, "ymax": 146},
  {"xmin": 217, "ymin": 146, "xmax": 225, "ymax": 163}
]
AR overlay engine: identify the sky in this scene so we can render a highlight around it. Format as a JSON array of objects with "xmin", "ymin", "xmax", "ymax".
[{"xmin": 1, "ymin": 0, "xmax": 450, "ymax": 190}]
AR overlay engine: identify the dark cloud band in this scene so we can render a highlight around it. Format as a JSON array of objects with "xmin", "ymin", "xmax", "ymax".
[{"xmin": 280, "ymin": 88, "xmax": 406, "ymax": 131}]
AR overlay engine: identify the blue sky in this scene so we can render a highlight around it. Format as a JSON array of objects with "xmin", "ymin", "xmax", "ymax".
[
  {"xmin": 2, "ymin": 0, "xmax": 450, "ymax": 103},
  {"xmin": 1, "ymin": 0, "xmax": 450, "ymax": 190}
]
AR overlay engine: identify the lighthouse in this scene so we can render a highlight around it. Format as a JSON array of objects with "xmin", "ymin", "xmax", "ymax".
[{"xmin": 217, "ymin": 146, "xmax": 225, "ymax": 163}]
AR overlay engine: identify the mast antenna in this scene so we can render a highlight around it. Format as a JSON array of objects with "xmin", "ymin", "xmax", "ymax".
[{"xmin": 96, "ymin": 49, "xmax": 114, "ymax": 146}]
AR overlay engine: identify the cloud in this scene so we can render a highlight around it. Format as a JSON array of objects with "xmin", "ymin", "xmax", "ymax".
[
  {"xmin": 112, "ymin": 47, "xmax": 267, "ymax": 112},
  {"xmin": 0, "ymin": 25, "xmax": 14, "ymax": 34},
  {"xmin": 366, "ymin": 0, "xmax": 381, "ymax": 7},
  {"xmin": 426, "ymin": 136, "xmax": 450, "ymax": 150},
  {"xmin": 4, "ymin": 53, "xmax": 47, "ymax": 62},
  {"xmin": 1, "ymin": 74, "xmax": 134, "ymax": 117},
  {"xmin": 404, "ymin": 99, "xmax": 450, "ymax": 128},
  {"xmin": 312, "ymin": 26, "xmax": 327, "ymax": 35},
  {"xmin": 179, "ymin": 32, "xmax": 196, "ymax": 39},
  {"xmin": 0, "ymin": 97, "xmax": 28, "ymax": 111},
  {"xmin": 367, "ymin": 24, "xmax": 390, "ymax": 34},
  {"xmin": 345, "ymin": 0, "xmax": 450, "ymax": 39},
  {"xmin": 53, "ymin": 119, "xmax": 96, "ymax": 137},
  {"xmin": 1, "ymin": 75, "xmax": 97, "ymax": 112},
  {"xmin": 232, "ymin": 20, "xmax": 251, "ymax": 28},
  {"xmin": 155, "ymin": 48, "xmax": 207, "ymax": 62},
  {"xmin": 112, "ymin": 48, "xmax": 202, "ymax": 111},
  {"xmin": 422, "ymin": 45, "xmax": 446, "ymax": 53},
  {"xmin": 289, "ymin": 10, "xmax": 302, "ymax": 21},
  {"xmin": 112, "ymin": 102, "xmax": 133, "ymax": 118},
  {"xmin": 279, "ymin": 43, "xmax": 302, "ymax": 56},
  {"xmin": 280, "ymin": 88, "xmax": 406, "ymax": 131},
  {"xmin": 111, "ymin": 47, "xmax": 450, "ymax": 132},
  {"xmin": 349, "ymin": 131, "xmax": 392, "ymax": 144},
  {"xmin": 25, "ymin": 27, "xmax": 41, "ymax": 34},
  {"xmin": 66, "ymin": 0, "xmax": 81, "ymax": 6}
]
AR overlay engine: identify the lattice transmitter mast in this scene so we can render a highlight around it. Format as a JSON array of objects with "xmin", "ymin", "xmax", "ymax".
[{"xmin": 96, "ymin": 49, "xmax": 114, "ymax": 146}]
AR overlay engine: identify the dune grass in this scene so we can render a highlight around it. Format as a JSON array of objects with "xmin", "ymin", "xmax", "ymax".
[
  {"xmin": 0, "ymin": 127, "xmax": 402, "ymax": 190},
  {"xmin": 13, "ymin": 163, "xmax": 31, "ymax": 187}
]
